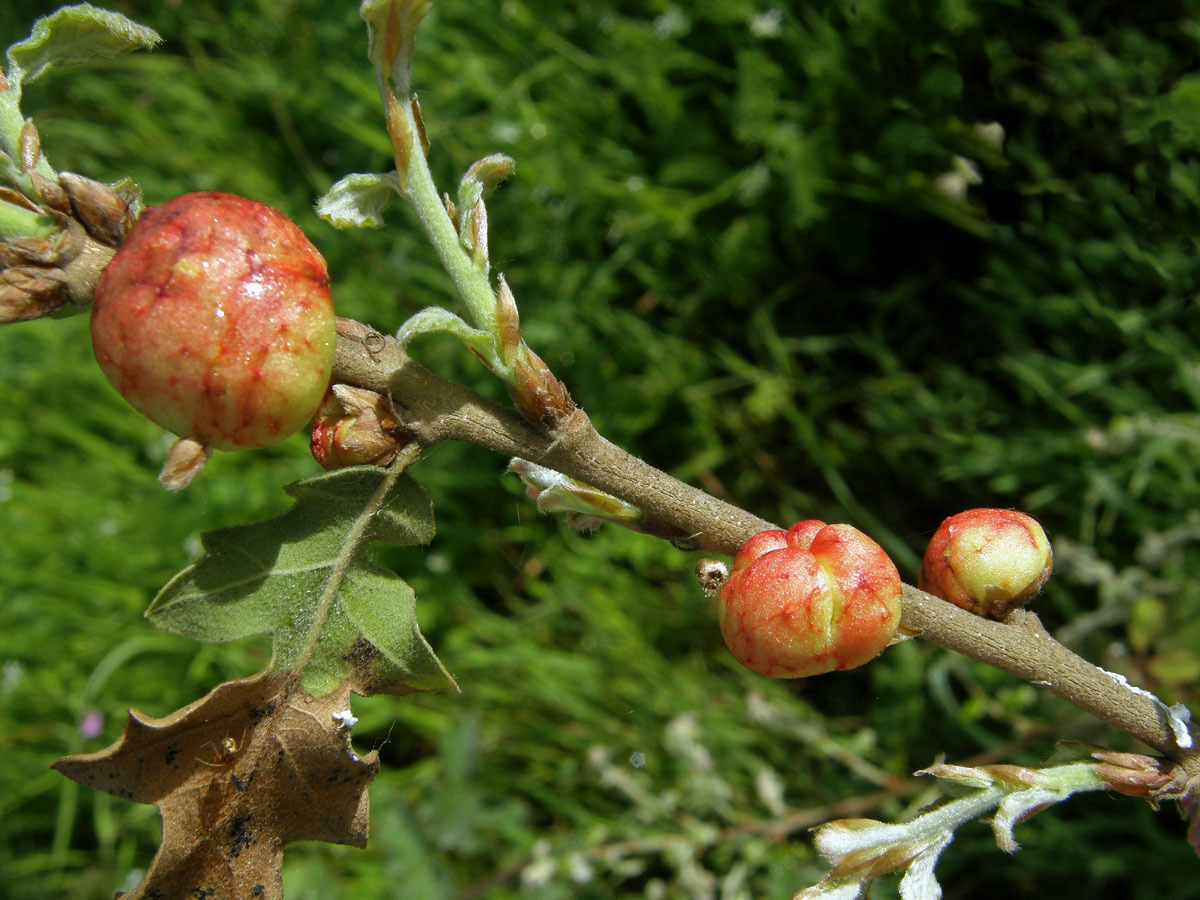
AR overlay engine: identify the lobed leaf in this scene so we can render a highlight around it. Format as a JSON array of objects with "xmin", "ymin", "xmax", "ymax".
[
  {"xmin": 54, "ymin": 671, "xmax": 380, "ymax": 899},
  {"xmin": 147, "ymin": 466, "xmax": 455, "ymax": 697}
]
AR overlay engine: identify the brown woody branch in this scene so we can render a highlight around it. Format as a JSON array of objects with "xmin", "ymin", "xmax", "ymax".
[{"xmin": 331, "ymin": 320, "xmax": 1200, "ymax": 772}]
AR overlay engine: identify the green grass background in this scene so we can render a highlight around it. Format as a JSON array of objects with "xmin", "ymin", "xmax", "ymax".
[{"xmin": 2, "ymin": 1, "xmax": 1199, "ymax": 897}]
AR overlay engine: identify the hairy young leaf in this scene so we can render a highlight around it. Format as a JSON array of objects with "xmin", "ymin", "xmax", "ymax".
[
  {"xmin": 508, "ymin": 457, "xmax": 643, "ymax": 532},
  {"xmin": 458, "ymin": 154, "xmax": 516, "ymax": 205},
  {"xmin": 147, "ymin": 466, "xmax": 456, "ymax": 696},
  {"xmin": 316, "ymin": 171, "xmax": 404, "ymax": 228},
  {"xmin": 5, "ymin": 3, "xmax": 160, "ymax": 90},
  {"xmin": 395, "ymin": 305, "xmax": 498, "ymax": 360}
]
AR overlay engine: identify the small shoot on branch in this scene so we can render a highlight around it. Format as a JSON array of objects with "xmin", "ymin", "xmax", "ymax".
[
  {"xmin": 316, "ymin": 0, "xmax": 575, "ymax": 430},
  {"xmin": 795, "ymin": 744, "xmax": 1198, "ymax": 900}
]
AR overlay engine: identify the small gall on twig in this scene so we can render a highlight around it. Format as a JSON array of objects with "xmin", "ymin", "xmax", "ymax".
[
  {"xmin": 919, "ymin": 508, "xmax": 1053, "ymax": 619},
  {"xmin": 718, "ymin": 521, "xmax": 902, "ymax": 678}
]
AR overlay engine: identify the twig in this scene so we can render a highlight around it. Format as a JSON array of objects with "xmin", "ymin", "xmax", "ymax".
[{"xmin": 331, "ymin": 323, "xmax": 1200, "ymax": 768}]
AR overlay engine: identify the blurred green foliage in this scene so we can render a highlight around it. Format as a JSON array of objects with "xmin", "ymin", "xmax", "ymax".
[{"xmin": 1, "ymin": 1, "xmax": 1199, "ymax": 898}]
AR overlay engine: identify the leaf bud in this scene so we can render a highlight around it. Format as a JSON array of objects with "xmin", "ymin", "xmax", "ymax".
[
  {"xmin": 508, "ymin": 457, "xmax": 641, "ymax": 531},
  {"xmin": 310, "ymin": 384, "xmax": 407, "ymax": 470},
  {"xmin": 59, "ymin": 172, "xmax": 140, "ymax": 246},
  {"xmin": 507, "ymin": 343, "xmax": 575, "ymax": 430}
]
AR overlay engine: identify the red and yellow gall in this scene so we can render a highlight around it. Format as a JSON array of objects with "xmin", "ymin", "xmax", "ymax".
[
  {"xmin": 90, "ymin": 192, "xmax": 336, "ymax": 485},
  {"xmin": 919, "ymin": 508, "xmax": 1053, "ymax": 619},
  {"xmin": 717, "ymin": 520, "xmax": 902, "ymax": 678}
]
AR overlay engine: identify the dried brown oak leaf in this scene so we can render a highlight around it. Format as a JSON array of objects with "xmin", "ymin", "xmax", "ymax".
[{"xmin": 53, "ymin": 669, "xmax": 376, "ymax": 900}]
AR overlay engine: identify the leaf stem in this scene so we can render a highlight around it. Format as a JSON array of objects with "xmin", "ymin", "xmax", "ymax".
[{"xmin": 384, "ymin": 93, "xmax": 501, "ymax": 353}]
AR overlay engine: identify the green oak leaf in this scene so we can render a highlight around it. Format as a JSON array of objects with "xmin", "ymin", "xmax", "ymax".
[{"xmin": 147, "ymin": 466, "xmax": 456, "ymax": 697}]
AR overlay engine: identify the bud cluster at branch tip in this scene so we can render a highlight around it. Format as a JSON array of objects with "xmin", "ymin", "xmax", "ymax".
[
  {"xmin": 2, "ymin": 5, "xmax": 159, "ymax": 324},
  {"xmin": 1, "ymin": 160, "xmax": 138, "ymax": 323}
]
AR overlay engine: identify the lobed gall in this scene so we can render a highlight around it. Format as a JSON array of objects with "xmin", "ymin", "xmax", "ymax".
[
  {"xmin": 918, "ymin": 508, "xmax": 1053, "ymax": 619},
  {"xmin": 717, "ymin": 520, "xmax": 902, "ymax": 678},
  {"xmin": 90, "ymin": 192, "xmax": 336, "ymax": 486}
]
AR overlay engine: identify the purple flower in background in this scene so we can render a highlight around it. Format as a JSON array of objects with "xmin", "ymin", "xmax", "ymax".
[{"xmin": 79, "ymin": 709, "xmax": 103, "ymax": 740}]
